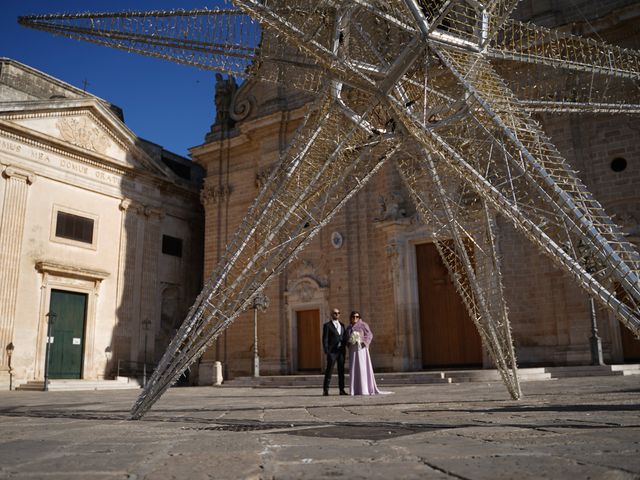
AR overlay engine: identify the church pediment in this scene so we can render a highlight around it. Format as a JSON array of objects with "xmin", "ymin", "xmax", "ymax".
[{"xmin": 0, "ymin": 99, "xmax": 162, "ymax": 174}]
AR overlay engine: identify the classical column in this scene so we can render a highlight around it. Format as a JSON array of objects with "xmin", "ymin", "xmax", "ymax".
[{"xmin": 0, "ymin": 166, "xmax": 35, "ymax": 369}]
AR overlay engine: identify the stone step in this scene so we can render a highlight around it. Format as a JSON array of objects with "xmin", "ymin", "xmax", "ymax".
[
  {"xmin": 544, "ymin": 366, "xmax": 621, "ymax": 378},
  {"xmin": 444, "ymin": 371, "xmax": 552, "ymax": 383},
  {"xmin": 610, "ymin": 364, "xmax": 640, "ymax": 375},
  {"xmin": 15, "ymin": 378, "xmax": 141, "ymax": 391},
  {"xmin": 223, "ymin": 372, "xmax": 452, "ymax": 388},
  {"xmin": 222, "ymin": 365, "xmax": 640, "ymax": 387}
]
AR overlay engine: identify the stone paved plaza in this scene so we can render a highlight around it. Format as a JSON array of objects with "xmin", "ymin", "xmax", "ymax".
[{"xmin": 0, "ymin": 375, "xmax": 639, "ymax": 479}]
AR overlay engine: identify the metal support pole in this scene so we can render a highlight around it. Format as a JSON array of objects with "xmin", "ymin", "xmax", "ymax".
[
  {"xmin": 6, "ymin": 343, "xmax": 14, "ymax": 391},
  {"xmin": 250, "ymin": 293, "xmax": 269, "ymax": 378},
  {"xmin": 43, "ymin": 312, "xmax": 56, "ymax": 392},
  {"xmin": 589, "ymin": 296, "xmax": 604, "ymax": 366},
  {"xmin": 253, "ymin": 307, "xmax": 260, "ymax": 378},
  {"xmin": 142, "ymin": 319, "xmax": 151, "ymax": 388}
]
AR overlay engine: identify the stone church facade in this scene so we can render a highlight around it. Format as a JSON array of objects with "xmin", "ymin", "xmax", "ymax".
[
  {"xmin": 191, "ymin": 0, "xmax": 640, "ymax": 382},
  {"xmin": 0, "ymin": 59, "xmax": 203, "ymax": 388}
]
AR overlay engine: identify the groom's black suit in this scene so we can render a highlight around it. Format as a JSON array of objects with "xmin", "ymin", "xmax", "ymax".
[{"xmin": 322, "ymin": 319, "xmax": 348, "ymax": 395}]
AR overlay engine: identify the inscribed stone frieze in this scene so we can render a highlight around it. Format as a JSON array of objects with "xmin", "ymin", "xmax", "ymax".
[{"xmin": 0, "ymin": 132, "xmax": 121, "ymax": 186}]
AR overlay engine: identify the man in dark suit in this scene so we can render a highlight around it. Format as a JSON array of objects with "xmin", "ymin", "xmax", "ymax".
[{"xmin": 322, "ymin": 307, "xmax": 348, "ymax": 396}]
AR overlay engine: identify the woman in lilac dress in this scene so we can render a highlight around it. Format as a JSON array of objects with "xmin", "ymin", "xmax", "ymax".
[{"xmin": 346, "ymin": 311, "xmax": 388, "ymax": 395}]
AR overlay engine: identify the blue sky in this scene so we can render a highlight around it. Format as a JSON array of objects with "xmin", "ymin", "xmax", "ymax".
[{"xmin": 2, "ymin": 1, "xmax": 230, "ymax": 158}]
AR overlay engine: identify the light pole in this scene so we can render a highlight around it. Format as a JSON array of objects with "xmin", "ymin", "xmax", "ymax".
[
  {"xmin": 588, "ymin": 296, "xmax": 604, "ymax": 366},
  {"xmin": 141, "ymin": 318, "xmax": 151, "ymax": 387},
  {"xmin": 251, "ymin": 293, "xmax": 269, "ymax": 377},
  {"xmin": 577, "ymin": 242, "xmax": 604, "ymax": 366},
  {"xmin": 6, "ymin": 343, "xmax": 14, "ymax": 391},
  {"xmin": 104, "ymin": 346, "xmax": 113, "ymax": 378},
  {"xmin": 43, "ymin": 311, "xmax": 56, "ymax": 391}
]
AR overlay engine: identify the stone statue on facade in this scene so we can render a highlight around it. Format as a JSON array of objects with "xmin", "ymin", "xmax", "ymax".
[{"xmin": 212, "ymin": 73, "xmax": 238, "ymax": 130}]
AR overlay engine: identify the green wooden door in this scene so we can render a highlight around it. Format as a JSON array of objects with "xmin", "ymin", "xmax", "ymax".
[{"xmin": 48, "ymin": 290, "xmax": 87, "ymax": 379}]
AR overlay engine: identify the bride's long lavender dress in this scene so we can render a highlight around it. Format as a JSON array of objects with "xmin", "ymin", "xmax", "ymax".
[{"xmin": 347, "ymin": 320, "xmax": 384, "ymax": 395}]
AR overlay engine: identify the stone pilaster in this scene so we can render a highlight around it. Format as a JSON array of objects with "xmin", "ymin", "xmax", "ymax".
[
  {"xmin": 0, "ymin": 166, "xmax": 35, "ymax": 368},
  {"xmin": 139, "ymin": 206, "xmax": 164, "ymax": 363},
  {"xmin": 114, "ymin": 199, "xmax": 144, "ymax": 363}
]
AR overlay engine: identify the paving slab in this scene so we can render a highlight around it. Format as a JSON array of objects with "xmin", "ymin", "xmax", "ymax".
[{"xmin": 0, "ymin": 376, "xmax": 638, "ymax": 479}]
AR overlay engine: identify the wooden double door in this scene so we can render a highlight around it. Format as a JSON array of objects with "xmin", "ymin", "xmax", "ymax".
[{"xmin": 416, "ymin": 243, "xmax": 483, "ymax": 368}]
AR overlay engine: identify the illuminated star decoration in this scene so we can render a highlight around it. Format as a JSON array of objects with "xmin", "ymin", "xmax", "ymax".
[{"xmin": 20, "ymin": 0, "xmax": 640, "ymax": 419}]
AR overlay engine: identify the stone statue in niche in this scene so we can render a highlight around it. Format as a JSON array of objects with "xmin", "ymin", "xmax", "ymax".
[
  {"xmin": 213, "ymin": 73, "xmax": 238, "ymax": 129},
  {"xmin": 377, "ymin": 191, "xmax": 407, "ymax": 222}
]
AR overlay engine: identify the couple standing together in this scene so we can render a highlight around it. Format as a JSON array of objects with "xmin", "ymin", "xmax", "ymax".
[{"xmin": 322, "ymin": 308, "xmax": 388, "ymax": 396}]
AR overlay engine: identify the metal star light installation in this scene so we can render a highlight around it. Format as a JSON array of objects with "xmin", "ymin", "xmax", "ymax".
[{"xmin": 19, "ymin": 0, "xmax": 640, "ymax": 419}]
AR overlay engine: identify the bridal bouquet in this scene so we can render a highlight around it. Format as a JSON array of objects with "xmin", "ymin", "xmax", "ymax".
[{"xmin": 349, "ymin": 331, "xmax": 362, "ymax": 349}]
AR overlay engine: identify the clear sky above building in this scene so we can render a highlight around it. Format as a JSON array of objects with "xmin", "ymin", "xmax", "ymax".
[{"xmin": 2, "ymin": 1, "xmax": 230, "ymax": 158}]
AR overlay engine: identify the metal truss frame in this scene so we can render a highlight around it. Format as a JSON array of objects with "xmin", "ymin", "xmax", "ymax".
[{"xmin": 18, "ymin": 0, "xmax": 640, "ymax": 419}]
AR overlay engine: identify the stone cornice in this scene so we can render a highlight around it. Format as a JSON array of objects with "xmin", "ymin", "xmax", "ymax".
[
  {"xmin": 190, "ymin": 104, "xmax": 308, "ymax": 160},
  {"xmin": 190, "ymin": 132, "xmax": 250, "ymax": 158},
  {"xmin": 35, "ymin": 261, "xmax": 110, "ymax": 281}
]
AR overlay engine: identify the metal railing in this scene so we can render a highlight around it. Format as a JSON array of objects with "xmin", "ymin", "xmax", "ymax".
[{"xmin": 116, "ymin": 359, "xmax": 157, "ymax": 388}]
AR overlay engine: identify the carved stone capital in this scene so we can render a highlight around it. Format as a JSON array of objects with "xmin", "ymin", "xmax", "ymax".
[
  {"xmin": 3, "ymin": 166, "xmax": 36, "ymax": 185},
  {"xmin": 119, "ymin": 198, "xmax": 144, "ymax": 213},
  {"xmin": 144, "ymin": 206, "xmax": 165, "ymax": 219},
  {"xmin": 200, "ymin": 184, "xmax": 232, "ymax": 205}
]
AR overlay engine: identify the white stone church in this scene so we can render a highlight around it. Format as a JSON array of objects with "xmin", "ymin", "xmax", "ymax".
[{"xmin": 0, "ymin": 58, "xmax": 203, "ymax": 388}]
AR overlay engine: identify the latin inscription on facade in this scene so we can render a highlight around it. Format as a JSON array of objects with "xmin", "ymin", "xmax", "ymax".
[
  {"xmin": 57, "ymin": 157, "xmax": 119, "ymax": 185},
  {"xmin": 1, "ymin": 135, "xmax": 119, "ymax": 185},
  {"xmin": 0, "ymin": 138, "xmax": 23, "ymax": 155}
]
